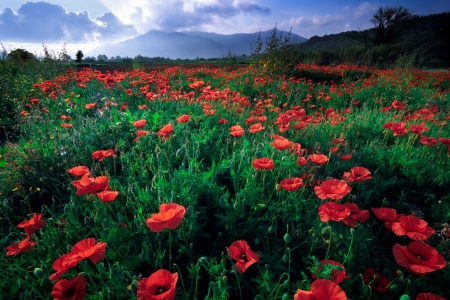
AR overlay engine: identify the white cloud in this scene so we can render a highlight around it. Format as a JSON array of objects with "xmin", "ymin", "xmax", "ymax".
[
  {"xmin": 289, "ymin": 14, "xmax": 345, "ymax": 28},
  {"xmin": 352, "ymin": 2, "xmax": 378, "ymax": 18}
]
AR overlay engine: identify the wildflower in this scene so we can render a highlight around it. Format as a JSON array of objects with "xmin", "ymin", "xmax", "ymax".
[
  {"xmin": 392, "ymin": 242, "xmax": 445, "ymax": 276},
  {"xmin": 342, "ymin": 167, "xmax": 372, "ymax": 183},
  {"xmin": 85, "ymin": 103, "xmax": 96, "ymax": 109},
  {"xmin": 272, "ymin": 138, "xmax": 292, "ymax": 150},
  {"xmin": 71, "ymin": 174, "xmax": 109, "ymax": 196},
  {"xmin": 252, "ymin": 157, "xmax": 275, "ymax": 171},
  {"xmin": 314, "ymin": 179, "xmax": 351, "ymax": 201},
  {"xmin": 96, "ymin": 191, "xmax": 119, "ymax": 203},
  {"xmin": 309, "ymin": 153, "xmax": 328, "ymax": 166},
  {"xmin": 51, "ymin": 275, "xmax": 86, "ymax": 300},
  {"xmin": 137, "ymin": 269, "xmax": 178, "ymax": 300},
  {"xmin": 363, "ymin": 268, "xmax": 391, "ymax": 293},
  {"xmin": 218, "ymin": 118, "xmax": 228, "ymax": 125},
  {"xmin": 146, "ymin": 203, "xmax": 186, "ymax": 232},
  {"xmin": 311, "ymin": 260, "xmax": 349, "ymax": 284},
  {"xmin": 294, "ymin": 279, "xmax": 347, "ymax": 300},
  {"xmin": 249, "ymin": 123, "xmax": 265, "ymax": 134},
  {"xmin": 133, "ymin": 119, "xmax": 147, "ymax": 128},
  {"xmin": 339, "ymin": 154, "xmax": 352, "ymax": 161},
  {"xmin": 157, "ymin": 122, "xmax": 174, "ymax": 141},
  {"xmin": 92, "ymin": 149, "xmax": 116, "ymax": 162},
  {"xmin": 419, "ymin": 136, "xmax": 438, "ymax": 146},
  {"xmin": 227, "ymin": 240, "xmax": 260, "ymax": 273},
  {"xmin": 390, "ymin": 122, "xmax": 408, "ymax": 136},
  {"xmin": 279, "ymin": 177, "xmax": 304, "ymax": 192},
  {"xmin": 177, "ymin": 114, "xmax": 190, "ymax": 123},
  {"xmin": 67, "ymin": 166, "xmax": 90, "ymax": 177},
  {"xmin": 410, "ymin": 124, "xmax": 428, "ymax": 135},
  {"xmin": 371, "ymin": 207, "xmax": 397, "ymax": 222},
  {"xmin": 229, "ymin": 125, "xmax": 244, "ymax": 137},
  {"xmin": 389, "ymin": 215, "xmax": 435, "ymax": 241},
  {"xmin": 6, "ymin": 236, "xmax": 36, "ymax": 256},
  {"xmin": 17, "ymin": 213, "xmax": 46, "ymax": 236},
  {"xmin": 61, "ymin": 123, "xmax": 73, "ymax": 129},
  {"xmin": 416, "ymin": 293, "xmax": 446, "ymax": 300},
  {"xmin": 318, "ymin": 202, "xmax": 351, "ymax": 222},
  {"xmin": 297, "ymin": 156, "xmax": 308, "ymax": 166}
]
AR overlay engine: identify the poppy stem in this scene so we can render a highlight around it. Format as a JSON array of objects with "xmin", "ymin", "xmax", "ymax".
[
  {"xmin": 325, "ymin": 227, "xmax": 332, "ymax": 260},
  {"xmin": 233, "ymin": 271, "xmax": 243, "ymax": 300},
  {"xmin": 172, "ymin": 263, "xmax": 186, "ymax": 295},
  {"xmin": 168, "ymin": 230, "xmax": 172, "ymax": 271}
]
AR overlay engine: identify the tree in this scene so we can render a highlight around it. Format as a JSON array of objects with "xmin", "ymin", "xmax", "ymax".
[
  {"xmin": 370, "ymin": 6, "xmax": 416, "ymax": 44},
  {"xmin": 8, "ymin": 48, "xmax": 36, "ymax": 61},
  {"xmin": 97, "ymin": 54, "xmax": 108, "ymax": 62},
  {"xmin": 75, "ymin": 50, "xmax": 84, "ymax": 63}
]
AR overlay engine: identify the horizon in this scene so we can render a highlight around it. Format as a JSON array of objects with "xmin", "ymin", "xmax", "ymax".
[{"xmin": 1, "ymin": 1, "xmax": 450, "ymax": 58}]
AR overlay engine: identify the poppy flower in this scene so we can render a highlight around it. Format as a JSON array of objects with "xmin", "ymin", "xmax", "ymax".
[
  {"xmin": 371, "ymin": 207, "xmax": 397, "ymax": 222},
  {"xmin": 177, "ymin": 114, "xmax": 190, "ymax": 123},
  {"xmin": 363, "ymin": 268, "xmax": 391, "ymax": 293},
  {"xmin": 6, "ymin": 236, "xmax": 36, "ymax": 256},
  {"xmin": 146, "ymin": 203, "xmax": 186, "ymax": 232},
  {"xmin": 272, "ymin": 138, "xmax": 292, "ymax": 150},
  {"xmin": 309, "ymin": 153, "xmax": 328, "ymax": 165},
  {"xmin": 227, "ymin": 240, "xmax": 260, "ymax": 273},
  {"xmin": 229, "ymin": 125, "xmax": 244, "ymax": 137},
  {"xmin": 17, "ymin": 213, "xmax": 46, "ymax": 236},
  {"xmin": 279, "ymin": 177, "xmax": 304, "ymax": 191},
  {"xmin": 245, "ymin": 116, "xmax": 255, "ymax": 124},
  {"xmin": 314, "ymin": 179, "xmax": 351, "ymax": 201},
  {"xmin": 252, "ymin": 157, "xmax": 275, "ymax": 171},
  {"xmin": 256, "ymin": 116, "xmax": 267, "ymax": 122},
  {"xmin": 318, "ymin": 202, "xmax": 351, "ymax": 222},
  {"xmin": 342, "ymin": 203, "xmax": 370, "ymax": 227},
  {"xmin": 218, "ymin": 118, "xmax": 228, "ymax": 125},
  {"xmin": 330, "ymin": 147, "xmax": 339, "ymax": 153},
  {"xmin": 389, "ymin": 215, "xmax": 435, "ymax": 241},
  {"xmin": 311, "ymin": 260, "xmax": 349, "ymax": 284},
  {"xmin": 61, "ymin": 123, "xmax": 73, "ymax": 129},
  {"xmin": 410, "ymin": 124, "xmax": 428, "ymax": 135},
  {"xmin": 67, "ymin": 166, "xmax": 90, "ymax": 177},
  {"xmin": 416, "ymin": 293, "xmax": 446, "ymax": 300},
  {"xmin": 137, "ymin": 269, "xmax": 178, "ymax": 300},
  {"xmin": 332, "ymin": 138, "xmax": 344, "ymax": 144},
  {"xmin": 249, "ymin": 123, "xmax": 265, "ymax": 134},
  {"xmin": 51, "ymin": 275, "xmax": 86, "ymax": 300},
  {"xmin": 50, "ymin": 238, "xmax": 106, "ymax": 281},
  {"xmin": 390, "ymin": 122, "xmax": 408, "ymax": 136},
  {"xmin": 382, "ymin": 121, "xmax": 393, "ymax": 129},
  {"xmin": 419, "ymin": 136, "xmax": 438, "ymax": 146},
  {"xmin": 136, "ymin": 130, "xmax": 150, "ymax": 137},
  {"xmin": 392, "ymin": 242, "xmax": 446, "ymax": 276},
  {"xmin": 92, "ymin": 149, "xmax": 116, "ymax": 162},
  {"xmin": 71, "ymin": 174, "xmax": 109, "ymax": 196},
  {"xmin": 342, "ymin": 167, "xmax": 372, "ymax": 183},
  {"xmin": 158, "ymin": 123, "xmax": 174, "ymax": 141},
  {"xmin": 96, "ymin": 191, "xmax": 119, "ymax": 202},
  {"xmin": 297, "ymin": 156, "xmax": 308, "ymax": 166},
  {"xmin": 294, "ymin": 279, "xmax": 347, "ymax": 300},
  {"xmin": 85, "ymin": 103, "xmax": 96, "ymax": 109},
  {"xmin": 133, "ymin": 119, "xmax": 147, "ymax": 128},
  {"xmin": 339, "ymin": 154, "xmax": 352, "ymax": 161},
  {"xmin": 438, "ymin": 137, "xmax": 450, "ymax": 145}
]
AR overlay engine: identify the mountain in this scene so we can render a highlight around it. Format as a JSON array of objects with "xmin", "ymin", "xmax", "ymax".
[{"xmin": 87, "ymin": 29, "xmax": 307, "ymax": 59}]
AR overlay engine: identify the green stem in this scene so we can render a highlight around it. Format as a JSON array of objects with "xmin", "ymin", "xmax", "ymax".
[{"xmin": 325, "ymin": 227, "xmax": 332, "ymax": 260}]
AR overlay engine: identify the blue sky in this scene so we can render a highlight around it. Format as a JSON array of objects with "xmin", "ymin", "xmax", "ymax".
[{"xmin": 1, "ymin": 1, "xmax": 450, "ymax": 56}]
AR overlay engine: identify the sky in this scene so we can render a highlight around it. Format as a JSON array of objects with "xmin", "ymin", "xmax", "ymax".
[{"xmin": 1, "ymin": 0, "xmax": 450, "ymax": 58}]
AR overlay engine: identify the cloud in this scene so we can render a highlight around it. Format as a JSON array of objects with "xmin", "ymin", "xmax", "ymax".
[
  {"xmin": 98, "ymin": 0, "xmax": 270, "ymax": 33},
  {"xmin": 0, "ymin": 2, "xmax": 137, "ymax": 43},
  {"xmin": 352, "ymin": 2, "xmax": 378, "ymax": 18},
  {"xmin": 289, "ymin": 14, "xmax": 345, "ymax": 29}
]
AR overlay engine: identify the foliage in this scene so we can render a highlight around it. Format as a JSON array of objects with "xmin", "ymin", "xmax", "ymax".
[
  {"xmin": 370, "ymin": 6, "xmax": 417, "ymax": 45},
  {"xmin": 76, "ymin": 50, "xmax": 84, "ymax": 63}
]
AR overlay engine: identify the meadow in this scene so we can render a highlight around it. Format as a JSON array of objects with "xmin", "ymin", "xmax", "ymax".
[{"xmin": 0, "ymin": 61, "xmax": 449, "ymax": 299}]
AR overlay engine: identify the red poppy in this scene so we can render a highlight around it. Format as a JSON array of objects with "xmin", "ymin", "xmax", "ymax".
[
  {"xmin": 229, "ymin": 125, "xmax": 244, "ymax": 137},
  {"xmin": 330, "ymin": 147, "xmax": 339, "ymax": 153},
  {"xmin": 137, "ymin": 269, "xmax": 178, "ymax": 300},
  {"xmin": 136, "ymin": 130, "xmax": 150, "ymax": 137},
  {"xmin": 410, "ymin": 124, "xmax": 428, "ymax": 135},
  {"xmin": 371, "ymin": 207, "xmax": 397, "ymax": 222},
  {"xmin": 272, "ymin": 139, "xmax": 292, "ymax": 150},
  {"xmin": 339, "ymin": 154, "xmax": 352, "ymax": 161},
  {"xmin": 138, "ymin": 105, "xmax": 148, "ymax": 110},
  {"xmin": 71, "ymin": 174, "xmax": 110, "ymax": 196},
  {"xmin": 51, "ymin": 275, "xmax": 87, "ymax": 300},
  {"xmin": 85, "ymin": 103, "xmax": 96, "ymax": 109},
  {"xmin": 227, "ymin": 240, "xmax": 260, "ymax": 273},
  {"xmin": 218, "ymin": 118, "xmax": 228, "ymax": 124},
  {"xmin": 297, "ymin": 156, "xmax": 308, "ymax": 166},
  {"xmin": 133, "ymin": 119, "xmax": 147, "ymax": 128},
  {"xmin": 332, "ymin": 138, "xmax": 344, "ymax": 144},
  {"xmin": 279, "ymin": 177, "xmax": 304, "ymax": 191},
  {"xmin": 158, "ymin": 123, "xmax": 174, "ymax": 141},
  {"xmin": 382, "ymin": 121, "xmax": 393, "ymax": 129},
  {"xmin": 318, "ymin": 202, "xmax": 351, "ymax": 222},
  {"xmin": 50, "ymin": 238, "xmax": 106, "ymax": 281},
  {"xmin": 92, "ymin": 149, "xmax": 116, "ymax": 161},
  {"xmin": 419, "ymin": 136, "xmax": 438, "ymax": 146},
  {"xmin": 342, "ymin": 166, "xmax": 372, "ymax": 183},
  {"xmin": 67, "ymin": 166, "xmax": 90, "ymax": 177},
  {"xmin": 390, "ymin": 122, "xmax": 408, "ymax": 136},
  {"xmin": 390, "ymin": 215, "xmax": 435, "ymax": 241},
  {"xmin": 392, "ymin": 242, "xmax": 446, "ymax": 276},
  {"xmin": 438, "ymin": 137, "xmax": 450, "ymax": 145},
  {"xmin": 249, "ymin": 123, "xmax": 265, "ymax": 134},
  {"xmin": 416, "ymin": 293, "xmax": 446, "ymax": 300},
  {"xmin": 146, "ymin": 203, "xmax": 186, "ymax": 232},
  {"xmin": 342, "ymin": 203, "xmax": 370, "ymax": 227},
  {"xmin": 6, "ymin": 236, "xmax": 36, "ymax": 256},
  {"xmin": 363, "ymin": 268, "xmax": 391, "ymax": 293},
  {"xmin": 309, "ymin": 153, "xmax": 328, "ymax": 165},
  {"xmin": 61, "ymin": 123, "xmax": 73, "ymax": 129},
  {"xmin": 96, "ymin": 191, "xmax": 119, "ymax": 202},
  {"xmin": 314, "ymin": 179, "xmax": 351, "ymax": 201},
  {"xmin": 245, "ymin": 116, "xmax": 255, "ymax": 124},
  {"xmin": 17, "ymin": 213, "xmax": 46, "ymax": 236},
  {"xmin": 311, "ymin": 260, "xmax": 349, "ymax": 284},
  {"xmin": 252, "ymin": 157, "xmax": 275, "ymax": 171},
  {"xmin": 294, "ymin": 279, "xmax": 347, "ymax": 300},
  {"xmin": 177, "ymin": 114, "xmax": 190, "ymax": 123}
]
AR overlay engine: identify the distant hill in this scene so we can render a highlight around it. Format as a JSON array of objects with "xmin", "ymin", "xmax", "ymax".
[{"xmin": 87, "ymin": 29, "xmax": 307, "ymax": 59}]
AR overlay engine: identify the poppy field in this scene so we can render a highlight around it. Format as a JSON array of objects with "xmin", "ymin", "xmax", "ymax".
[{"xmin": 1, "ymin": 62, "xmax": 450, "ymax": 299}]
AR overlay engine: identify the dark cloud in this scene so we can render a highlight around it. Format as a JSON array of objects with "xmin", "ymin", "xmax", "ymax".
[{"xmin": 0, "ymin": 2, "xmax": 137, "ymax": 42}]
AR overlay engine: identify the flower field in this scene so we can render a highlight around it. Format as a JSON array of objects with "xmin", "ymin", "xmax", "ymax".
[{"xmin": 1, "ymin": 63, "xmax": 449, "ymax": 299}]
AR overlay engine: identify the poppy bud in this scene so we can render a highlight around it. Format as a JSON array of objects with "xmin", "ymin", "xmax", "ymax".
[
  {"xmin": 130, "ymin": 280, "xmax": 138, "ymax": 291},
  {"xmin": 321, "ymin": 226, "xmax": 331, "ymax": 235},
  {"xmin": 282, "ymin": 254, "xmax": 289, "ymax": 263},
  {"xmin": 399, "ymin": 295, "xmax": 411, "ymax": 300},
  {"xmin": 390, "ymin": 284, "xmax": 397, "ymax": 290},
  {"xmin": 255, "ymin": 238, "xmax": 260, "ymax": 245},
  {"xmin": 275, "ymin": 184, "xmax": 282, "ymax": 191},
  {"xmin": 33, "ymin": 267, "xmax": 44, "ymax": 277},
  {"xmin": 268, "ymin": 226, "xmax": 275, "ymax": 233},
  {"xmin": 199, "ymin": 257, "xmax": 208, "ymax": 263},
  {"xmin": 283, "ymin": 233, "xmax": 291, "ymax": 243},
  {"xmin": 282, "ymin": 294, "xmax": 289, "ymax": 300},
  {"xmin": 63, "ymin": 205, "xmax": 70, "ymax": 213}
]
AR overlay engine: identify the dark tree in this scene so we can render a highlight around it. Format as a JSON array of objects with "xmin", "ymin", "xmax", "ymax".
[
  {"xmin": 75, "ymin": 50, "xmax": 84, "ymax": 63},
  {"xmin": 8, "ymin": 48, "xmax": 36, "ymax": 61},
  {"xmin": 370, "ymin": 6, "xmax": 416, "ymax": 44}
]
